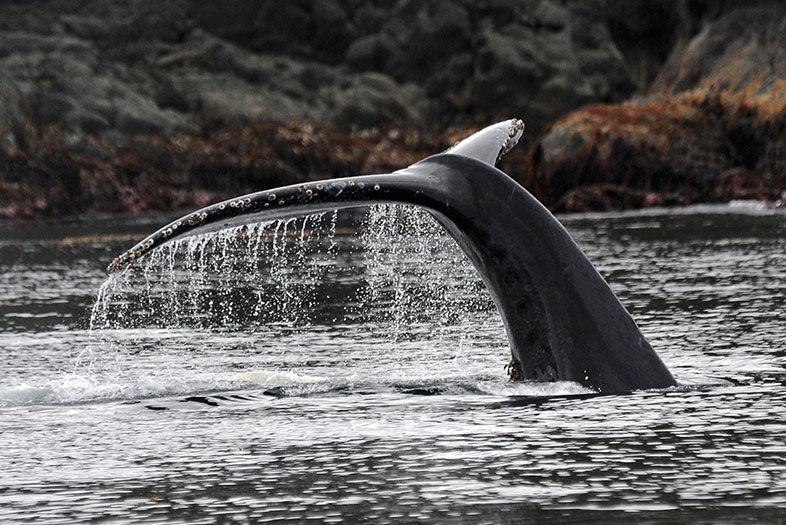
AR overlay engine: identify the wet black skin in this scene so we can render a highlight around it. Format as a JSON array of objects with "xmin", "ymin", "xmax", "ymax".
[{"xmin": 110, "ymin": 120, "xmax": 677, "ymax": 393}]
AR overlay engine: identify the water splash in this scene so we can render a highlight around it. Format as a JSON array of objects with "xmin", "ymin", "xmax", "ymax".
[
  {"xmin": 89, "ymin": 213, "xmax": 339, "ymax": 331},
  {"xmin": 90, "ymin": 207, "xmax": 495, "ymax": 338},
  {"xmin": 78, "ymin": 206, "xmax": 507, "ymax": 402},
  {"xmin": 356, "ymin": 205, "xmax": 492, "ymax": 348}
]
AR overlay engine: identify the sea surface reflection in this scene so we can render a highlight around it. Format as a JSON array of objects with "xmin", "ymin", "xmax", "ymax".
[{"xmin": 0, "ymin": 203, "xmax": 784, "ymax": 522}]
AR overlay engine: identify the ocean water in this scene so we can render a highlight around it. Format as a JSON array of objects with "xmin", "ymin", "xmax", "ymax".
[{"xmin": 0, "ymin": 203, "xmax": 784, "ymax": 522}]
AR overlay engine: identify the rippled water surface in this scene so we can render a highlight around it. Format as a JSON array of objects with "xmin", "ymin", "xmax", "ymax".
[{"xmin": 1, "ymin": 203, "xmax": 784, "ymax": 523}]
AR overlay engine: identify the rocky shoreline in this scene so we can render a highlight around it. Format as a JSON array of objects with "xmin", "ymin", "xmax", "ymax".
[
  {"xmin": 531, "ymin": 4, "xmax": 786, "ymax": 212},
  {"xmin": 0, "ymin": 120, "xmax": 451, "ymax": 220},
  {"xmin": 1, "ymin": 1, "xmax": 785, "ymax": 221}
]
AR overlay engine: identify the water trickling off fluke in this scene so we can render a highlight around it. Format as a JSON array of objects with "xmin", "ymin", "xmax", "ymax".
[{"xmin": 89, "ymin": 206, "xmax": 498, "ymax": 350}]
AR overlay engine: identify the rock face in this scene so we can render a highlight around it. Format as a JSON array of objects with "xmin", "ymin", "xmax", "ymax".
[
  {"xmin": 531, "ymin": 4, "xmax": 786, "ymax": 211},
  {"xmin": 0, "ymin": 0, "xmax": 662, "ymax": 143},
  {"xmin": 1, "ymin": 1, "xmax": 784, "ymax": 219}
]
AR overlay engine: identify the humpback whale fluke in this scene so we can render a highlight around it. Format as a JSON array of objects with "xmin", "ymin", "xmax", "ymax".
[{"xmin": 109, "ymin": 119, "xmax": 677, "ymax": 394}]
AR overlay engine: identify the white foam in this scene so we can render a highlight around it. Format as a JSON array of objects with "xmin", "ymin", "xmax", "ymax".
[
  {"xmin": 0, "ymin": 374, "xmax": 124, "ymax": 407},
  {"xmin": 233, "ymin": 369, "xmax": 327, "ymax": 386},
  {"xmin": 560, "ymin": 200, "xmax": 785, "ymax": 222},
  {"xmin": 0, "ymin": 366, "xmax": 337, "ymax": 407},
  {"xmin": 475, "ymin": 380, "xmax": 594, "ymax": 397}
]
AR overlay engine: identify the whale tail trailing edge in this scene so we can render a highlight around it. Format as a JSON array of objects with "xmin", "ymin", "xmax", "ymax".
[
  {"xmin": 108, "ymin": 119, "xmax": 676, "ymax": 393},
  {"xmin": 107, "ymin": 120, "xmax": 525, "ymax": 274}
]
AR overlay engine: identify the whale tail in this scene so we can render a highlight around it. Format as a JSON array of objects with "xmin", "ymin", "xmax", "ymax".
[{"xmin": 108, "ymin": 119, "xmax": 676, "ymax": 393}]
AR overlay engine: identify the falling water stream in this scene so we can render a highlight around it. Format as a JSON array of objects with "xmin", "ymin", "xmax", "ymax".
[{"xmin": 1, "ymin": 203, "xmax": 784, "ymax": 522}]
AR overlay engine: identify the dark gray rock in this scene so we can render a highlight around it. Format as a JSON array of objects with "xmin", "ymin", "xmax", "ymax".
[
  {"xmin": 328, "ymin": 73, "xmax": 426, "ymax": 132},
  {"xmin": 0, "ymin": 78, "xmax": 32, "ymax": 155},
  {"xmin": 384, "ymin": 0, "xmax": 472, "ymax": 83},
  {"xmin": 310, "ymin": 0, "xmax": 353, "ymax": 63},
  {"xmin": 345, "ymin": 34, "xmax": 392, "ymax": 72},
  {"xmin": 0, "ymin": 0, "xmax": 762, "ymax": 145}
]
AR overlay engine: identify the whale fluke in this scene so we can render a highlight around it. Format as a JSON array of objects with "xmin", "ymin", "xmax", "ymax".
[{"xmin": 108, "ymin": 119, "xmax": 677, "ymax": 393}]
